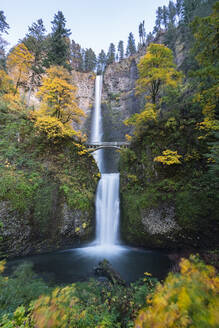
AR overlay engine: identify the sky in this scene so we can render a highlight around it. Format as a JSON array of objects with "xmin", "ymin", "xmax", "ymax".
[{"xmin": 1, "ymin": 0, "xmax": 170, "ymax": 54}]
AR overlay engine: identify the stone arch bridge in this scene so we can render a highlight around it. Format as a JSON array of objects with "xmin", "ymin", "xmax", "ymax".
[{"xmin": 86, "ymin": 142, "xmax": 130, "ymax": 152}]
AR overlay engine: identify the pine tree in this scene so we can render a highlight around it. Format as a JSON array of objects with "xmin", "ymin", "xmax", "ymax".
[
  {"xmin": 23, "ymin": 19, "xmax": 47, "ymax": 104},
  {"xmin": 97, "ymin": 50, "xmax": 106, "ymax": 74},
  {"xmin": 154, "ymin": 6, "xmax": 163, "ymax": 33},
  {"xmin": 70, "ymin": 40, "xmax": 83, "ymax": 71},
  {"xmin": 0, "ymin": 11, "xmax": 9, "ymax": 34},
  {"xmin": 146, "ymin": 32, "xmax": 154, "ymax": 45},
  {"xmin": 84, "ymin": 48, "xmax": 96, "ymax": 72},
  {"xmin": 139, "ymin": 21, "xmax": 146, "ymax": 45},
  {"xmin": 117, "ymin": 41, "xmax": 124, "ymax": 61},
  {"xmin": 182, "ymin": 0, "xmax": 201, "ymax": 24},
  {"xmin": 162, "ymin": 5, "xmax": 169, "ymax": 29},
  {"xmin": 176, "ymin": 0, "xmax": 183, "ymax": 19},
  {"xmin": 168, "ymin": 1, "xmax": 177, "ymax": 25},
  {"xmin": 47, "ymin": 11, "xmax": 71, "ymax": 69},
  {"xmin": 0, "ymin": 11, "xmax": 9, "ymax": 69},
  {"xmin": 126, "ymin": 32, "xmax": 136, "ymax": 57},
  {"xmin": 107, "ymin": 43, "xmax": 116, "ymax": 64}
]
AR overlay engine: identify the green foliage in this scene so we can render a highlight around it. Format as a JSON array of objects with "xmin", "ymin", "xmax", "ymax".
[
  {"xmin": 107, "ymin": 43, "xmax": 116, "ymax": 65},
  {"xmin": 0, "ymin": 102, "xmax": 98, "ymax": 248},
  {"xmin": 31, "ymin": 277, "xmax": 157, "ymax": 328},
  {"xmin": 0, "ymin": 262, "xmax": 50, "ymax": 317},
  {"xmin": 126, "ymin": 32, "xmax": 136, "ymax": 57},
  {"xmin": 47, "ymin": 11, "xmax": 71, "ymax": 69},
  {"xmin": 0, "ymin": 11, "xmax": 9, "ymax": 34}
]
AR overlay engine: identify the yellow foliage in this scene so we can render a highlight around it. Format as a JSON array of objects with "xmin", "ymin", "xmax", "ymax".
[
  {"xmin": 37, "ymin": 66, "xmax": 85, "ymax": 125},
  {"xmin": 0, "ymin": 260, "xmax": 6, "ymax": 274},
  {"xmin": 33, "ymin": 114, "xmax": 77, "ymax": 141},
  {"xmin": 1, "ymin": 93, "xmax": 24, "ymax": 111},
  {"xmin": 33, "ymin": 286, "xmax": 79, "ymax": 328},
  {"xmin": 7, "ymin": 43, "xmax": 34, "ymax": 93},
  {"xmin": 124, "ymin": 103, "xmax": 157, "ymax": 128},
  {"xmin": 125, "ymin": 134, "xmax": 132, "ymax": 141},
  {"xmin": 0, "ymin": 70, "xmax": 14, "ymax": 94},
  {"xmin": 154, "ymin": 149, "xmax": 182, "ymax": 165},
  {"xmin": 33, "ymin": 66, "xmax": 86, "ymax": 142},
  {"xmin": 135, "ymin": 256, "xmax": 219, "ymax": 328},
  {"xmin": 136, "ymin": 43, "xmax": 182, "ymax": 104}
]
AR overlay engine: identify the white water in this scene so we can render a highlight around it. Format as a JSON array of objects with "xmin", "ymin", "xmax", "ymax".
[{"xmin": 90, "ymin": 75, "xmax": 120, "ymax": 250}]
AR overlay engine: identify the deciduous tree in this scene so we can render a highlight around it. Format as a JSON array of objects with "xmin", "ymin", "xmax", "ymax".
[
  {"xmin": 7, "ymin": 43, "xmax": 34, "ymax": 95},
  {"xmin": 136, "ymin": 43, "xmax": 182, "ymax": 104},
  {"xmin": 36, "ymin": 66, "xmax": 85, "ymax": 140}
]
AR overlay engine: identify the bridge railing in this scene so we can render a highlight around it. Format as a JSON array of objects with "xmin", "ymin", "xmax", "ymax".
[{"xmin": 85, "ymin": 141, "xmax": 130, "ymax": 150}]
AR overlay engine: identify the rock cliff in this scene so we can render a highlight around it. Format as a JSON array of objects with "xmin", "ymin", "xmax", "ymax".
[{"xmin": 101, "ymin": 57, "xmax": 142, "ymax": 141}]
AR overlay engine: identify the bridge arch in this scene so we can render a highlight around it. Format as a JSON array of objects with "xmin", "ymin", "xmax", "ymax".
[{"xmin": 86, "ymin": 141, "xmax": 130, "ymax": 152}]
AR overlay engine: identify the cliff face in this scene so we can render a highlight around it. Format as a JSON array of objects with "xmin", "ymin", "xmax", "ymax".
[
  {"xmin": 101, "ymin": 57, "xmax": 142, "ymax": 141},
  {"xmin": 71, "ymin": 71, "xmax": 95, "ymax": 124},
  {"xmin": 0, "ymin": 199, "xmax": 94, "ymax": 258},
  {"xmin": 0, "ymin": 107, "xmax": 99, "ymax": 259}
]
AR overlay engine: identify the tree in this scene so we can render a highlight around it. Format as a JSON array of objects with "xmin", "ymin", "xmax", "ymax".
[
  {"xmin": 107, "ymin": 43, "xmax": 116, "ymax": 64},
  {"xmin": 23, "ymin": 19, "xmax": 47, "ymax": 104},
  {"xmin": 37, "ymin": 66, "xmax": 85, "ymax": 126},
  {"xmin": 0, "ymin": 11, "xmax": 9, "ymax": 34},
  {"xmin": 7, "ymin": 43, "xmax": 34, "ymax": 95},
  {"xmin": 154, "ymin": 6, "xmax": 163, "ymax": 33},
  {"xmin": 84, "ymin": 48, "xmax": 96, "ymax": 72},
  {"xmin": 47, "ymin": 11, "xmax": 71, "ymax": 69},
  {"xmin": 182, "ymin": 0, "xmax": 201, "ymax": 24},
  {"xmin": 146, "ymin": 32, "xmax": 154, "ymax": 45},
  {"xmin": 168, "ymin": 1, "xmax": 177, "ymax": 25},
  {"xmin": 117, "ymin": 40, "xmax": 124, "ymax": 61},
  {"xmin": 70, "ymin": 40, "xmax": 83, "ymax": 71},
  {"xmin": 162, "ymin": 5, "xmax": 169, "ymax": 28},
  {"xmin": 176, "ymin": 0, "xmax": 183, "ymax": 19},
  {"xmin": 136, "ymin": 43, "xmax": 182, "ymax": 104},
  {"xmin": 97, "ymin": 49, "xmax": 106, "ymax": 74},
  {"xmin": 191, "ymin": 2, "xmax": 219, "ymax": 133},
  {"xmin": 0, "ymin": 11, "xmax": 9, "ymax": 69},
  {"xmin": 139, "ymin": 21, "xmax": 146, "ymax": 46},
  {"xmin": 126, "ymin": 32, "xmax": 136, "ymax": 57}
]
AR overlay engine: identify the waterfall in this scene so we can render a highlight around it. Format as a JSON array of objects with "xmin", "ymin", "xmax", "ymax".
[{"xmin": 91, "ymin": 75, "xmax": 120, "ymax": 248}]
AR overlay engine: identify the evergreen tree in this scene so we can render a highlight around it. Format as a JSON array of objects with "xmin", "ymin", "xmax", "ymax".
[
  {"xmin": 0, "ymin": 11, "xmax": 9, "ymax": 69},
  {"xmin": 139, "ymin": 21, "xmax": 146, "ymax": 45},
  {"xmin": 97, "ymin": 49, "xmax": 106, "ymax": 74},
  {"xmin": 182, "ymin": 0, "xmax": 201, "ymax": 24},
  {"xmin": 107, "ymin": 43, "xmax": 116, "ymax": 64},
  {"xmin": 162, "ymin": 5, "xmax": 169, "ymax": 28},
  {"xmin": 47, "ymin": 11, "xmax": 71, "ymax": 69},
  {"xmin": 168, "ymin": 1, "xmax": 177, "ymax": 25},
  {"xmin": 70, "ymin": 40, "xmax": 83, "ymax": 71},
  {"xmin": 84, "ymin": 48, "xmax": 96, "ymax": 72},
  {"xmin": 117, "ymin": 40, "xmax": 124, "ymax": 61},
  {"xmin": 23, "ymin": 19, "xmax": 47, "ymax": 104},
  {"xmin": 146, "ymin": 32, "xmax": 154, "ymax": 45},
  {"xmin": 176, "ymin": 0, "xmax": 183, "ymax": 19},
  {"xmin": 153, "ymin": 7, "xmax": 163, "ymax": 34},
  {"xmin": 126, "ymin": 32, "xmax": 136, "ymax": 57}
]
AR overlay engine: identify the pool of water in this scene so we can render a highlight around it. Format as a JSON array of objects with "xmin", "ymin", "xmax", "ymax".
[{"xmin": 6, "ymin": 245, "xmax": 172, "ymax": 284}]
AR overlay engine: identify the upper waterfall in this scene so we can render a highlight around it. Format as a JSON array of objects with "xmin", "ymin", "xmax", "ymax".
[{"xmin": 91, "ymin": 75, "xmax": 103, "ymax": 143}]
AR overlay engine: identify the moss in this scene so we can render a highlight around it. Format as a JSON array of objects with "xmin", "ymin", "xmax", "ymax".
[{"xmin": 0, "ymin": 104, "xmax": 99, "ymax": 255}]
